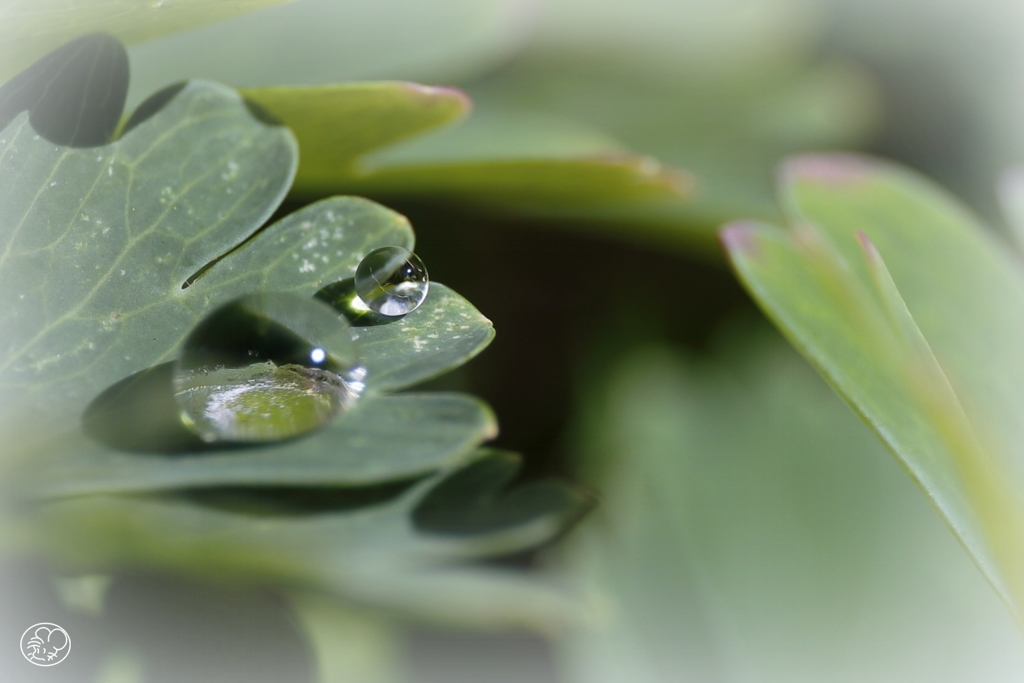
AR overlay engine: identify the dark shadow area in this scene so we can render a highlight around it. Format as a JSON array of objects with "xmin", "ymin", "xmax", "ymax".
[
  {"xmin": 120, "ymin": 81, "xmax": 187, "ymax": 136},
  {"xmin": 315, "ymin": 277, "xmax": 399, "ymax": 327},
  {"xmin": 376, "ymin": 200, "xmax": 753, "ymax": 483},
  {"xmin": 177, "ymin": 477, "xmax": 422, "ymax": 517},
  {"xmin": 0, "ymin": 33, "xmax": 128, "ymax": 147},
  {"xmin": 412, "ymin": 450, "xmax": 593, "ymax": 536},
  {"xmin": 241, "ymin": 97, "xmax": 285, "ymax": 127}
]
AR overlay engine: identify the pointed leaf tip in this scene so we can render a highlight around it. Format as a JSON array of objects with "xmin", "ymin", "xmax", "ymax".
[
  {"xmin": 402, "ymin": 83, "xmax": 473, "ymax": 116},
  {"xmin": 720, "ymin": 222, "xmax": 761, "ymax": 258},
  {"xmin": 855, "ymin": 230, "xmax": 881, "ymax": 261}
]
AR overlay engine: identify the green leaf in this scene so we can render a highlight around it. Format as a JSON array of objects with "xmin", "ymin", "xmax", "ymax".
[
  {"xmin": 243, "ymin": 85, "xmax": 693, "ymax": 211},
  {"xmin": 413, "ymin": 449, "xmax": 591, "ymax": 538},
  {"xmin": 0, "ymin": 80, "xmax": 491, "ymax": 455},
  {"xmin": 24, "ymin": 450, "xmax": 591, "ymax": 630},
  {"xmin": 443, "ymin": 57, "xmax": 877, "ymax": 249},
  {"xmin": 28, "ymin": 393, "xmax": 497, "ymax": 497},
  {"xmin": 0, "ymin": 40, "xmax": 585, "ymax": 631},
  {"xmin": 240, "ymin": 83, "xmax": 471, "ymax": 197},
  {"xmin": 0, "ymin": 79, "xmax": 295, "ymax": 444},
  {"xmin": 350, "ymin": 104, "xmax": 692, "ymax": 208},
  {"xmin": 0, "ymin": 33, "xmax": 128, "ymax": 146},
  {"xmin": 352, "ymin": 284, "xmax": 495, "ymax": 393},
  {"xmin": 722, "ymin": 153, "xmax": 1024, "ymax": 619},
  {"xmin": 559, "ymin": 332, "xmax": 1024, "ymax": 682},
  {"xmin": 352, "ymin": 155, "xmax": 691, "ymax": 210},
  {"xmin": 0, "ymin": 0, "xmax": 292, "ymax": 84}
]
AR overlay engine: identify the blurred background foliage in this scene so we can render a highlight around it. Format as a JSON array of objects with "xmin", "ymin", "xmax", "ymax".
[{"xmin": 5, "ymin": 0, "xmax": 1024, "ymax": 680}]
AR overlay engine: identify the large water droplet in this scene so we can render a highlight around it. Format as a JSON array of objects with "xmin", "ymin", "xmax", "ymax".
[
  {"xmin": 354, "ymin": 246, "xmax": 428, "ymax": 316},
  {"xmin": 173, "ymin": 293, "xmax": 366, "ymax": 443}
]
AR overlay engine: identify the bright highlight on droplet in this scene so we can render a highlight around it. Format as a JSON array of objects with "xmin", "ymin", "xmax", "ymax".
[
  {"xmin": 172, "ymin": 293, "xmax": 366, "ymax": 443},
  {"xmin": 354, "ymin": 246, "xmax": 429, "ymax": 316}
]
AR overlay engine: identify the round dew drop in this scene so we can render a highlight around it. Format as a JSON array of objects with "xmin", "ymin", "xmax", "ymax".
[
  {"xmin": 354, "ymin": 246, "xmax": 429, "ymax": 316},
  {"xmin": 172, "ymin": 293, "xmax": 366, "ymax": 443}
]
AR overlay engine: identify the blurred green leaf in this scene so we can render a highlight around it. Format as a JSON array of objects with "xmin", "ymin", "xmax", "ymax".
[
  {"xmin": 353, "ymin": 155, "xmax": 691, "ymax": 210},
  {"xmin": 290, "ymin": 597, "xmax": 400, "ymax": 683},
  {"xmin": 243, "ymin": 84, "xmax": 693, "ymax": 212},
  {"xmin": 26, "ymin": 450, "xmax": 591, "ymax": 630},
  {"xmin": 240, "ymin": 83, "xmax": 471, "ymax": 197},
  {"xmin": 454, "ymin": 59, "xmax": 877, "ymax": 250},
  {"xmin": 0, "ymin": 0, "xmax": 291, "ymax": 84},
  {"xmin": 559, "ymin": 331, "xmax": 1024, "ymax": 682},
  {"xmin": 385, "ymin": 0, "xmax": 873, "ymax": 251},
  {"xmin": 723, "ymin": 153, "xmax": 1024, "ymax": 620},
  {"xmin": 413, "ymin": 449, "xmax": 591, "ymax": 539}
]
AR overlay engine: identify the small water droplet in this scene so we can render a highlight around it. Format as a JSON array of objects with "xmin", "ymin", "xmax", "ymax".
[
  {"xmin": 354, "ymin": 246, "xmax": 428, "ymax": 316},
  {"xmin": 173, "ymin": 293, "xmax": 365, "ymax": 443}
]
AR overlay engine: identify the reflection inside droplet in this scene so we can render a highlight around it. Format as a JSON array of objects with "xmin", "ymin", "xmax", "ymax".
[
  {"xmin": 173, "ymin": 293, "xmax": 366, "ymax": 443},
  {"xmin": 354, "ymin": 246, "xmax": 429, "ymax": 316}
]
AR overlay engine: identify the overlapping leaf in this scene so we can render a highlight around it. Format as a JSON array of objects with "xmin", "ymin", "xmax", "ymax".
[
  {"xmin": 0, "ymin": 79, "xmax": 491, "ymax": 454},
  {"xmin": 0, "ymin": 38, "xmax": 588, "ymax": 629},
  {"xmin": 240, "ymin": 82, "xmax": 471, "ymax": 197},
  {"xmin": 722, "ymin": 153, "xmax": 1024, "ymax": 620},
  {"xmin": 27, "ymin": 449, "xmax": 592, "ymax": 630},
  {"xmin": 242, "ymin": 84, "xmax": 694, "ymax": 213},
  {"xmin": 31, "ymin": 393, "xmax": 496, "ymax": 497}
]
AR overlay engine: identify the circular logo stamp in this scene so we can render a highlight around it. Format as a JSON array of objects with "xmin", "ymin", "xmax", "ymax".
[{"xmin": 20, "ymin": 623, "xmax": 70, "ymax": 666}]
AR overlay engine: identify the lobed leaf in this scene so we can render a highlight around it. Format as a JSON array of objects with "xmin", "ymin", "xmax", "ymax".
[
  {"xmin": 26, "ymin": 450, "xmax": 591, "ymax": 630},
  {"xmin": 353, "ymin": 284, "xmax": 494, "ymax": 394},
  {"xmin": 0, "ymin": 38, "xmax": 586, "ymax": 633},
  {"xmin": 0, "ymin": 80, "xmax": 492, "ymax": 459},
  {"xmin": 27, "ymin": 393, "xmax": 497, "ymax": 497},
  {"xmin": 0, "ymin": 80, "xmax": 296, "ymax": 444},
  {"xmin": 722, "ymin": 153, "xmax": 1024, "ymax": 620}
]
